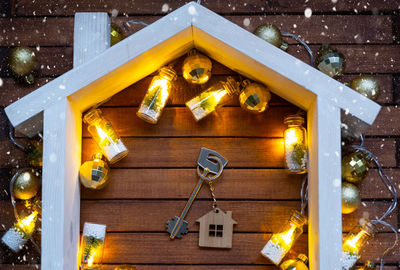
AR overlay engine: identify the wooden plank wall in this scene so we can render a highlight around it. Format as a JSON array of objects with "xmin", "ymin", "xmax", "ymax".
[{"xmin": 0, "ymin": 1, "xmax": 399, "ymax": 269}]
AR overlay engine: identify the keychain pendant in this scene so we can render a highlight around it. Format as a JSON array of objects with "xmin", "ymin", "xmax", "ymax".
[{"xmin": 196, "ymin": 208, "xmax": 237, "ymax": 249}]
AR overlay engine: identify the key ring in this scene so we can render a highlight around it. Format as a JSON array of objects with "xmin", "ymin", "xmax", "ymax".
[{"xmin": 196, "ymin": 155, "xmax": 224, "ymax": 182}]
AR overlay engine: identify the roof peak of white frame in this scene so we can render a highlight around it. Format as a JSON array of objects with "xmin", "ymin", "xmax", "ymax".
[{"xmin": 5, "ymin": 1, "xmax": 380, "ymax": 137}]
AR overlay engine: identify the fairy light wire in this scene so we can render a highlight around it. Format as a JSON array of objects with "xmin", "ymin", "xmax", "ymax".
[
  {"xmin": 122, "ymin": 20, "xmax": 149, "ymax": 34},
  {"xmin": 281, "ymin": 31, "xmax": 314, "ymax": 67},
  {"xmin": 350, "ymin": 135, "xmax": 398, "ymax": 270},
  {"xmin": 300, "ymin": 175, "xmax": 308, "ymax": 215}
]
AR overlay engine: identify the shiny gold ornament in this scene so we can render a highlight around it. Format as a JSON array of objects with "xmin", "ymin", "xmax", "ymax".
[
  {"xmin": 342, "ymin": 182, "xmax": 361, "ymax": 214},
  {"xmin": 8, "ymin": 47, "xmax": 37, "ymax": 76},
  {"xmin": 79, "ymin": 153, "xmax": 110, "ymax": 190},
  {"xmin": 280, "ymin": 254, "xmax": 309, "ymax": 270},
  {"xmin": 350, "ymin": 75, "xmax": 380, "ymax": 101},
  {"xmin": 110, "ymin": 23, "xmax": 124, "ymax": 46},
  {"xmin": 342, "ymin": 151, "xmax": 370, "ymax": 184},
  {"xmin": 182, "ymin": 49, "xmax": 212, "ymax": 84},
  {"xmin": 315, "ymin": 44, "xmax": 345, "ymax": 78},
  {"xmin": 11, "ymin": 168, "xmax": 41, "ymax": 200},
  {"xmin": 114, "ymin": 265, "xmax": 137, "ymax": 270},
  {"xmin": 239, "ymin": 80, "xmax": 271, "ymax": 114},
  {"xmin": 254, "ymin": 24, "xmax": 288, "ymax": 50}
]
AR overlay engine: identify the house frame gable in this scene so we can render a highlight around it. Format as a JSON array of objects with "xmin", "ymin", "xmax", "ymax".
[{"xmin": 4, "ymin": 2, "xmax": 381, "ymax": 270}]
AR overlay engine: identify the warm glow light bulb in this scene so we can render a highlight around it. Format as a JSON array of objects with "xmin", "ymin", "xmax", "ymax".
[
  {"xmin": 342, "ymin": 220, "xmax": 376, "ymax": 270},
  {"xmin": 137, "ymin": 66, "xmax": 177, "ymax": 124},
  {"xmin": 186, "ymin": 76, "xmax": 241, "ymax": 121},
  {"xmin": 261, "ymin": 210, "xmax": 307, "ymax": 265},
  {"xmin": 1, "ymin": 211, "xmax": 38, "ymax": 252},
  {"xmin": 283, "ymin": 115, "xmax": 308, "ymax": 174},
  {"xmin": 84, "ymin": 109, "xmax": 128, "ymax": 164},
  {"xmin": 80, "ymin": 222, "xmax": 106, "ymax": 270}
]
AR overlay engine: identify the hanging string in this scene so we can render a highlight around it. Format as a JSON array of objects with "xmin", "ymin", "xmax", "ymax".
[
  {"xmin": 281, "ymin": 31, "xmax": 314, "ymax": 67},
  {"xmin": 197, "ymin": 0, "xmax": 201, "ymax": 4},
  {"xmin": 122, "ymin": 20, "xmax": 149, "ymax": 35},
  {"xmin": 300, "ymin": 175, "xmax": 308, "ymax": 215},
  {"xmin": 9, "ymin": 123, "xmax": 26, "ymax": 151},
  {"xmin": 350, "ymin": 135, "xmax": 398, "ymax": 270}
]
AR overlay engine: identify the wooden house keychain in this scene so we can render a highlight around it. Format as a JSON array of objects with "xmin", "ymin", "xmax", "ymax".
[{"xmin": 196, "ymin": 150, "xmax": 237, "ymax": 249}]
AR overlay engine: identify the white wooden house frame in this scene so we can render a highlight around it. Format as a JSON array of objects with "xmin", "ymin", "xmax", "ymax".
[{"xmin": 5, "ymin": 2, "xmax": 380, "ymax": 269}]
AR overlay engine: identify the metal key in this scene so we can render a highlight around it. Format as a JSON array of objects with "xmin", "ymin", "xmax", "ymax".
[{"xmin": 167, "ymin": 147, "xmax": 228, "ymax": 239}]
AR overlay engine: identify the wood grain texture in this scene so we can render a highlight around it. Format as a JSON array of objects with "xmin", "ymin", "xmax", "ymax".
[
  {"xmin": 79, "ymin": 200, "xmax": 397, "ymax": 233},
  {"xmin": 14, "ymin": 0, "xmax": 400, "ymax": 15},
  {"xmin": 81, "ymin": 137, "xmax": 397, "ymax": 169},
  {"xmin": 1, "ymin": 45, "xmax": 399, "ymax": 78},
  {"xmin": 99, "ymin": 233, "xmax": 398, "ymax": 264},
  {"xmin": 80, "ymin": 168, "xmax": 400, "ymax": 200},
  {"xmin": 0, "ymin": 15, "xmax": 393, "ymax": 46},
  {"xmin": 82, "ymin": 107, "xmax": 300, "ymax": 138}
]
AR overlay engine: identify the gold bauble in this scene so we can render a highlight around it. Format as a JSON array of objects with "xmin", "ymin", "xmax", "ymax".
[
  {"xmin": 114, "ymin": 265, "xmax": 137, "ymax": 270},
  {"xmin": 79, "ymin": 153, "xmax": 110, "ymax": 190},
  {"xmin": 8, "ymin": 46, "xmax": 37, "ymax": 76},
  {"xmin": 350, "ymin": 75, "xmax": 380, "ymax": 101},
  {"xmin": 342, "ymin": 151, "xmax": 370, "ymax": 184},
  {"xmin": 315, "ymin": 44, "xmax": 345, "ymax": 78},
  {"xmin": 253, "ymin": 24, "xmax": 283, "ymax": 48},
  {"xmin": 182, "ymin": 49, "xmax": 212, "ymax": 84},
  {"xmin": 342, "ymin": 182, "xmax": 361, "ymax": 214},
  {"xmin": 11, "ymin": 168, "xmax": 41, "ymax": 200},
  {"xmin": 110, "ymin": 23, "xmax": 124, "ymax": 46},
  {"xmin": 239, "ymin": 80, "xmax": 271, "ymax": 113},
  {"xmin": 280, "ymin": 254, "xmax": 308, "ymax": 270}
]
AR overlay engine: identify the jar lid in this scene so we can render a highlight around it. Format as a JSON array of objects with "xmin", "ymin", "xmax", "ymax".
[
  {"xmin": 289, "ymin": 209, "xmax": 307, "ymax": 226},
  {"xmin": 159, "ymin": 66, "xmax": 177, "ymax": 81},
  {"xmin": 83, "ymin": 109, "xmax": 102, "ymax": 124},
  {"xmin": 284, "ymin": 114, "xmax": 305, "ymax": 126},
  {"xmin": 1, "ymin": 227, "xmax": 27, "ymax": 252},
  {"xmin": 297, "ymin": 254, "xmax": 308, "ymax": 264},
  {"xmin": 224, "ymin": 76, "xmax": 241, "ymax": 95}
]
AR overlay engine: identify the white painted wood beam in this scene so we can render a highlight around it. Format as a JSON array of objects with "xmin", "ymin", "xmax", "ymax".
[
  {"xmin": 308, "ymin": 97, "xmax": 342, "ymax": 270},
  {"xmin": 41, "ymin": 12, "xmax": 110, "ymax": 270}
]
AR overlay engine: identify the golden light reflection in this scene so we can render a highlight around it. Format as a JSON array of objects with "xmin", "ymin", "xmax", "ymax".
[
  {"xmin": 343, "ymin": 229, "xmax": 369, "ymax": 253},
  {"xmin": 284, "ymin": 127, "xmax": 302, "ymax": 147},
  {"xmin": 271, "ymin": 226, "xmax": 296, "ymax": 250},
  {"xmin": 17, "ymin": 211, "xmax": 37, "ymax": 236}
]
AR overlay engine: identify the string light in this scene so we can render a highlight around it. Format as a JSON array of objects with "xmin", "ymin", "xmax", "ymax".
[
  {"xmin": 83, "ymin": 109, "xmax": 128, "ymax": 164},
  {"xmin": 80, "ymin": 222, "xmax": 107, "ymax": 270}
]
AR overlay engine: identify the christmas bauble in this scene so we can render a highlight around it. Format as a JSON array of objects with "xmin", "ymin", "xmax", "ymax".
[
  {"xmin": 110, "ymin": 23, "xmax": 124, "ymax": 46},
  {"xmin": 350, "ymin": 75, "xmax": 380, "ymax": 101},
  {"xmin": 342, "ymin": 151, "xmax": 370, "ymax": 184},
  {"xmin": 8, "ymin": 47, "xmax": 37, "ymax": 76},
  {"xmin": 114, "ymin": 265, "xmax": 137, "ymax": 270},
  {"xmin": 253, "ymin": 24, "xmax": 283, "ymax": 48},
  {"xmin": 342, "ymin": 182, "xmax": 361, "ymax": 214},
  {"xmin": 280, "ymin": 254, "xmax": 308, "ymax": 270},
  {"xmin": 79, "ymin": 153, "xmax": 110, "ymax": 190},
  {"xmin": 182, "ymin": 49, "xmax": 212, "ymax": 84},
  {"xmin": 315, "ymin": 44, "xmax": 345, "ymax": 78},
  {"xmin": 239, "ymin": 80, "xmax": 271, "ymax": 113},
  {"xmin": 11, "ymin": 168, "xmax": 41, "ymax": 200}
]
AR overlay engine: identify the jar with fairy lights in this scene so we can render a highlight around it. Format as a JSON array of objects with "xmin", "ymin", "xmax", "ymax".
[
  {"xmin": 83, "ymin": 109, "xmax": 128, "ymax": 164},
  {"xmin": 261, "ymin": 210, "xmax": 307, "ymax": 265},
  {"xmin": 80, "ymin": 222, "xmax": 107, "ymax": 270},
  {"xmin": 342, "ymin": 220, "xmax": 376, "ymax": 270},
  {"xmin": 137, "ymin": 65, "xmax": 177, "ymax": 124},
  {"xmin": 283, "ymin": 114, "xmax": 308, "ymax": 174},
  {"xmin": 186, "ymin": 76, "xmax": 241, "ymax": 121}
]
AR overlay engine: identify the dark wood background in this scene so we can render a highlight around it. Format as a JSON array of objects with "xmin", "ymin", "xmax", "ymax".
[{"xmin": 0, "ymin": 0, "xmax": 399, "ymax": 269}]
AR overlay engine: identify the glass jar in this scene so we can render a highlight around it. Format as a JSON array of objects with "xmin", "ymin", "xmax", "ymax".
[
  {"xmin": 182, "ymin": 49, "xmax": 212, "ymax": 84},
  {"xmin": 186, "ymin": 76, "xmax": 241, "ymax": 121},
  {"xmin": 283, "ymin": 115, "xmax": 308, "ymax": 174},
  {"xmin": 137, "ymin": 66, "xmax": 177, "ymax": 124},
  {"xmin": 83, "ymin": 109, "xmax": 128, "ymax": 164},
  {"xmin": 342, "ymin": 220, "xmax": 376, "ymax": 270},
  {"xmin": 261, "ymin": 210, "xmax": 307, "ymax": 265},
  {"xmin": 280, "ymin": 254, "xmax": 309, "ymax": 270},
  {"xmin": 80, "ymin": 222, "xmax": 106, "ymax": 270}
]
